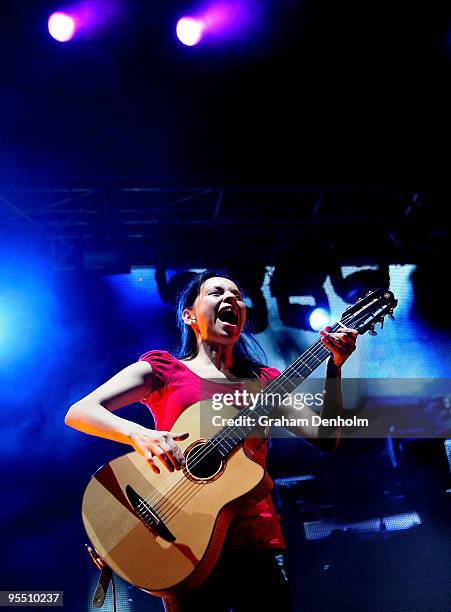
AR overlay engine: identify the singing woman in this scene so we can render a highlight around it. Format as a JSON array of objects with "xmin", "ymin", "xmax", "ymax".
[{"xmin": 65, "ymin": 269, "xmax": 357, "ymax": 611}]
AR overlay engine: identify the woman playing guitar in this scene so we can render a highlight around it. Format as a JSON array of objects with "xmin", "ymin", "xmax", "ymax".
[{"xmin": 65, "ymin": 269, "xmax": 358, "ymax": 611}]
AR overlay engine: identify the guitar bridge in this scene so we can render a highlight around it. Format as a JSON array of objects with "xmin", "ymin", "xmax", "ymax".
[{"xmin": 125, "ymin": 485, "xmax": 176, "ymax": 543}]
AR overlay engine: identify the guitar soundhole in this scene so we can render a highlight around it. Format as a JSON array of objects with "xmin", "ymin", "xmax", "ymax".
[{"xmin": 185, "ymin": 441, "xmax": 223, "ymax": 480}]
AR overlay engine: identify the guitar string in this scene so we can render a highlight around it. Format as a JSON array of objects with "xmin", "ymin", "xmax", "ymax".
[
  {"xmin": 137, "ymin": 308, "xmax": 367, "ymax": 520},
  {"xmin": 149, "ymin": 340, "xmax": 329, "ymax": 523},
  {"xmin": 138, "ymin": 296, "xmax": 392, "ymax": 521},
  {"xmin": 137, "ymin": 328, "xmax": 339, "ymax": 520},
  {"xmin": 136, "ymin": 309, "xmax": 365, "ymax": 519},
  {"xmin": 158, "ymin": 304, "xmax": 393, "ymax": 526},
  {"xmin": 155, "ymin": 316, "xmax": 364, "ymax": 522},
  {"xmin": 137, "ymin": 307, "xmax": 369, "ymax": 521},
  {"xmin": 157, "ymin": 298, "xmax": 392, "ymax": 523},
  {"xmin": 156, "ymin": 336, "xmax": 332, "ymax": 519}
]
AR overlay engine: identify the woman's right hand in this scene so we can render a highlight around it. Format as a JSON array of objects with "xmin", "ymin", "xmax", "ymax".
[{"xmin": 130, "ymin": 428, "xmax": 189, "ymax": 474}]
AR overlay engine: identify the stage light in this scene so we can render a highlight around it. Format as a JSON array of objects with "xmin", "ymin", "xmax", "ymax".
[
  {"xmin": 175, "ymin": 2, "xmax": 261, "ymax": 47},
  {"xmin": 270, "ymin": 266, "xmax": 330, "ymax": 331},
  {"xmin": 309, "ymin": 308, "xmax": 330, "ymax": 332},
  {"xmin": 176, "ymin": 17, "xmax": 204, "ymax": 46},
  {"xmin": 48, "ymin": 12, "xmax": 76, "ymax": 42},
  {"xmin": 331, "ymin": 265, "xmax": 390, "ymax": 304}
]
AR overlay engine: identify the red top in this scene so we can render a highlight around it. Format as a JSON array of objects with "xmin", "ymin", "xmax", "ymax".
[{"xmin": 139, "ymin": 350, "xmax": 286, "ymax": 550}]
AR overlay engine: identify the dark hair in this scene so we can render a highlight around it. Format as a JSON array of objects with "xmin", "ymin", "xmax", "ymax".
[{"xmin": 174, "ymin": 268, "xmax": 267, "ymax": 377}]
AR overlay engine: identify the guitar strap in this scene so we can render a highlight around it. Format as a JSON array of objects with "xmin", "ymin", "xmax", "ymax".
[
  {"xmin": 92, "ymin": 564, "xmax": 113, "ymax": 608},
  {"xmin": 85, "ymin": 544, "xmax": 114, "ymax": 609}
]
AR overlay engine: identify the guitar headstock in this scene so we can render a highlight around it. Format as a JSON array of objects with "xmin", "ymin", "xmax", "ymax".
[{"xmin": 340, "ymin": 288, "xmax": 398, "ymax": 336}]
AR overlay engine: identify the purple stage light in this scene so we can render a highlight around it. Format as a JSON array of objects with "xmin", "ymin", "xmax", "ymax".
[
  {"xmin": 48, "ymin": 3, "xmax": 122, "ymax": 42},
  {"xmin": 202, "ymin": 4, "xmax": 233, "ymax": 32},
  {"xmin": 48, "ymin": 12, "xmax": 76, "ymax": 42},
  {"xmin": 176, "ymin": 2, "xmax": 261, "ymax": 47},
  {"xmin": 176, "ymin": 17, "xmax": 204, "ymax": 46}
]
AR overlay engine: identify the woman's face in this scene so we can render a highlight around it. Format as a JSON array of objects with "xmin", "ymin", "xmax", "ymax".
[{"xmin": 185, "ymin": 276, "xmax": 247, "ymax": 345}]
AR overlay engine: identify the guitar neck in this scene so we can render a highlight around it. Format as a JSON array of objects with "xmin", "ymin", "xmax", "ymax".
[{"xmin": 210, "ymin": 321, "xmax": 343, "ymax": 457}]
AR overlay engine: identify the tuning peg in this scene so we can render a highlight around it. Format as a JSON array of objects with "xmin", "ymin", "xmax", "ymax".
[
  {"xmin": 388, "ymin": 310, "xmax": 395, "ymax": 321},
  {"xmin": 380, "ymin": 317, "xmax": 385, "ymax": 329},
  {"xmin": 368, "ymin": 325, "xmax": 378, "ymax": 336}
]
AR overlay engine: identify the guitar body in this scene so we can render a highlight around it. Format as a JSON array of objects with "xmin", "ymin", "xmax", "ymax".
[{"xmin": 82, "ymin": 400, "xmax": 273, "ymax": 595}]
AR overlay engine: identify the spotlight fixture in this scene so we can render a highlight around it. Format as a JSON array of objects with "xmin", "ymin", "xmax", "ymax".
[
  {"xmin": 331, "ymin": 265, "xmax": 390, "ymax": 304},
  {"xmin": 270, "ymin": 267, "xmax": 330, "ymax": 331},
  {"xmin": 48, "ymin": 12, "xmax": 76, "ymax": 42},
  {"xmin": 176, "ymin": 17, "xmax": 204, "ymax": 46},
  {"xmin": 309, "ymin": 308, "xmax": 330, "ymax": 332}
]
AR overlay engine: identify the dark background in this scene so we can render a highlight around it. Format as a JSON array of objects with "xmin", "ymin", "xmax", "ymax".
[{"xmin": 0, "ymin": 1, "xmax": 450, "ymax": 187}]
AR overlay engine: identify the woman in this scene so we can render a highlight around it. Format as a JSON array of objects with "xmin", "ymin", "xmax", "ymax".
[{"xmin": 65, "ymin": 269, "xmax": 357, "ymax": 611}]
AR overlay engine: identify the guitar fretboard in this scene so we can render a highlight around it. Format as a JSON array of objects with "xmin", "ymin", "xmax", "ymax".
[{"xmin": 210, "ymin": 321, "xmax": 343, "ymax": 456}]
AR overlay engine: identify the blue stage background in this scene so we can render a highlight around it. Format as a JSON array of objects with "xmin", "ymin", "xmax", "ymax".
[{"xmin": 1, "ymin": 257, "xmax": 450, "ymax": 610}]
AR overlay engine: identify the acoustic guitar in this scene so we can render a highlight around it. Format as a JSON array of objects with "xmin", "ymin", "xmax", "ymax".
[{"xmin": 82, "ymin": 288, "xmax": 397, "ymax": 595}]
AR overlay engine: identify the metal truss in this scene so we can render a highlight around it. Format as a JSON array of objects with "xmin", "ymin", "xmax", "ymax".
[{"xmin": 0, "ymin": 181, "xmax": 437, "ymax": 271}]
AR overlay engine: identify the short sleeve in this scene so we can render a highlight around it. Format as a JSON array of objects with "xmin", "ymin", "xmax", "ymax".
[
  {"xmin": 259, "ymin": 366, "xmax": 281, "ymax": 388},
  {"xmin": 138, "ymin": 350, "xmax": 175, "ymax": 402}
]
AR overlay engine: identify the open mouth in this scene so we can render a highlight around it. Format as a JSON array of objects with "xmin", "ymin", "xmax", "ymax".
[{"xmin": 217, "ymin": 306, "xmax": 239, "ymax": 326}]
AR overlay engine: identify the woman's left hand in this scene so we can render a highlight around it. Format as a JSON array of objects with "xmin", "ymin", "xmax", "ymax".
[{"xmin": 320, "ymin": 326, "xmax": 358, "ymax": 368}]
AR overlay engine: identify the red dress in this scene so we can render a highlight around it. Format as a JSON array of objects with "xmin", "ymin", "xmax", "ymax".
[{"xmin": 139, "ymin": 350, "xmax": 286, "ymax": 550}]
